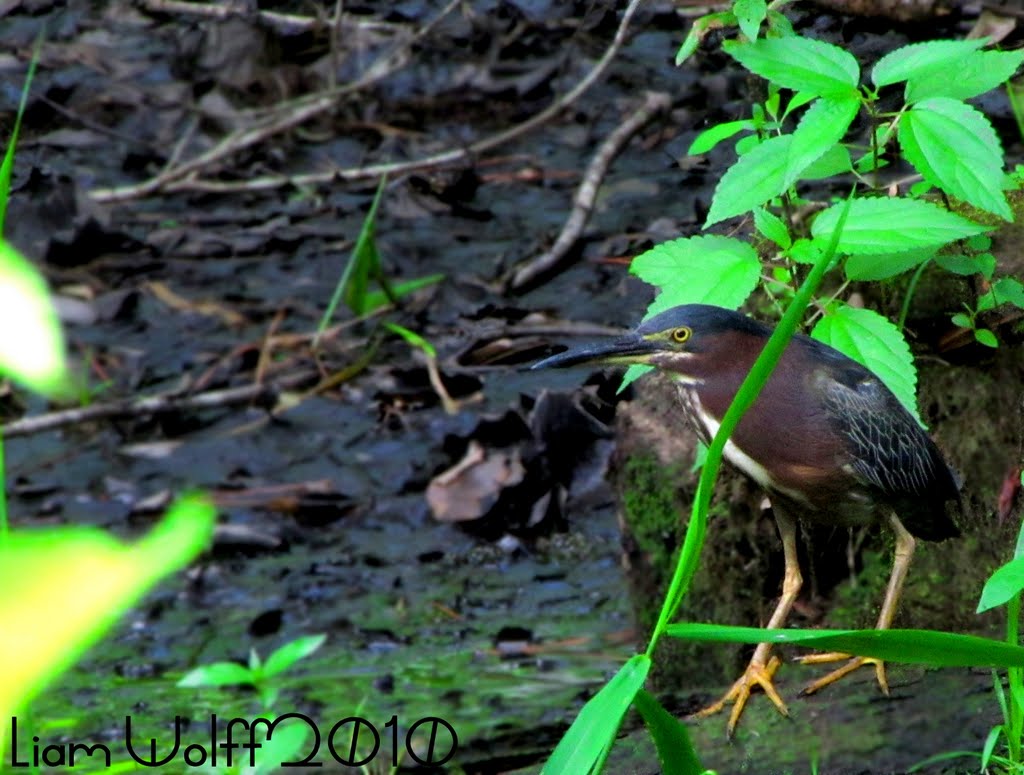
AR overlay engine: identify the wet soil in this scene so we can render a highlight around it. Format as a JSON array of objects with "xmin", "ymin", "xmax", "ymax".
[{"xmin": 2, "ymin": 1, "xmax": 1023, "ymax": 773}]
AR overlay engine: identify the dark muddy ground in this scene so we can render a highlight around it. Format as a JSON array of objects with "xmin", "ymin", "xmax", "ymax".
[{"xmin": 2, "ymin": 1, "xmax": 1023, "ymax": 773}]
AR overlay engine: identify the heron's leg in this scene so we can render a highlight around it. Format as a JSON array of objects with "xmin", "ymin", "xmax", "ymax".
[
  {"xmin": 692, "ymin": 506, "xmax": 801, "ymax": 737},
  {"xmin": 800, "ymin": 513, "xmax": 916, "ymax": 696}
]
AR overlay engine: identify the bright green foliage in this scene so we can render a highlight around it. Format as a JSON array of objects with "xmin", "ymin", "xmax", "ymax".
[
  {"xmin": 723, "ymin": 37, "xmax": 859, "ymax": 97},
  {"xmin": 0, "ymin": 240, "xmax": 73, "ymax": 398},
  {"xmin": 904, "ymin": 48, "xmax": 1024, "ymax": 103},
  {"xmin": 845, "ymin": 247, "xmax": 934, "ymax": 281},
  {"xmin": 900, "ymin": 98, "xmax": 1011, "ymax": 220},
  {"xmin": 811, "ymin": 197, "xmax": 989, "ymax": 254},
  {"xmin": 631, "ymin": 235, "xmax": 761, "ymax": 315},
  {"xmin": 687, "ymin": 119, "xmax": 755, "ymax": 155},
  {"xmin": 979, "ymin": 558, "xmax": 1024, "ymax": 613},
  {"xmin": 666, "ymin": 623, "xmax": 1024, "ymax": 667},
  {"xmin": 753, "ymin": 206, "xmax": 790, "ymax": 248},
  {"xmin": 871, "ymin": 38, "xmax": 987, "ymax": 88},
  {"xmin": 633, "ymin": 689, "xmax": 703, "ymax": 775},
  {"xmin": 542, "ymin": 655, "xmax": 652, "ymax": 775},
  {"xmin": 705, "ymin": 135, "xmax": 792, "ymax": 225},
  {"xmin": 785, "ymin": 94, "xmax": 859, "ymax": 186},
  {"xmin": 179, "ymin": 633, "xmax": 326, "ymax": 710},
  {"xmin": 810, "ymin": 306, "xmax": 921, "ymax": 425},
  {"xmin": 733, "ymin": 0, "xmax": 766, "ymax": 41},
  {"xmin": 0, "ymin": 495, "xmax": 215, "ymax": 748}
]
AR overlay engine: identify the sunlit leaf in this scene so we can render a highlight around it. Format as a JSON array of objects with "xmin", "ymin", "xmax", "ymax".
[
  {"xmin": 978, "ymin": 557, "xmax": 1024, "ymax": 613},
  {"xmin": 872, "ymin": 39, "xmax": 988, "ymax": 88},
  {"xmin": 905, "ymin": 49, "xmax": 1024, "ymax": 103},
  {"xmin": 725, "ymin": 37, "xmax": 859, "ymax": 96},
  {"xmin": 810, "ymin": 305, "xmax": 921, "ymax": 425},
  {"xmin": 705, "ymin": 135, "xmax": 792, "ymax": 225}
]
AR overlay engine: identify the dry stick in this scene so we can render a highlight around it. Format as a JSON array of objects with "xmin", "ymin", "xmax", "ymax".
[
  {"xmin": 0, "ymin": 371, "xmax": 318, "ymax": 438},
  {"xmin": 506, "ymin": 90, "xmax": 672, "ymax": 293},
  {"xmin": 90, "ymin": 0, "xmax": 460, "ymax": 203},
  {"xmin": 138, "ymin": 0, "xmax": 403, "ymax": 36},
  {"xmin": 91, "ymin": 0, "xmax": 644, "ymax": 200}
]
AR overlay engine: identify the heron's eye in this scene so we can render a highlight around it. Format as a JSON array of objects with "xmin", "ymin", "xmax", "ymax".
[{"xmin": 671, "ymin": 326, "xmax": 692, "ymax": 344}]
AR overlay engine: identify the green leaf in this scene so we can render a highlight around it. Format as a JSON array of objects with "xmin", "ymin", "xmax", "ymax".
[
  {"xmin": 688, "ymin": 120, "xmax": 756, "ymax": 156},
  {"xmin": 992, "ymin": 277, "xmax": 1024, "ymax": 307},
  {"xmin": 950, "ymin": 312, "xmax": 972, "ymax": 328},
  {"xmin": 384, "ymin": 322, "xmax": 437, "ymax": 358},
  {"xmin": 666, "ymin": 622, "xmax": 1024, "ymax": 667},
  {"xmin": 785, "ymin": 94, "xmax": 860, "ymax": 186},
  {"xmin": 177, "ymin": 662, "xmax": 253, "ymax": 688},
  {"xmin": 734, "ymin": 0, "xmax": 766, "ymax": 41},
  {"xmin": 0, "ymin": 240, "xmax": 73, "ymax": 398},
  {"xmin": 676, "ymin": 12, "xmax": 736, "ymax": 65},
  {"xmin": 1, "ymin": 495, "xmax": 216, "ymax": 717},
  {"xmin": 263, "ymin": 634, "xmax": 327, "ymax": 678},
  {"xmin": 542, "ymin": 655, "xmax": 650, "ymax": 775},
  {"xmin": 631, "ymin": 235, "xmax": 761, "ymax": 314},
  {"xmin": 786, "ymin": 237, "xmax": 822, "ymax": 265},
  {"xmin": 619, "ymin": 363, "xmax": 654, "ymax": 394},
  {"xmin": 249, "ymin": 720, "xmax": 311, "ymax": 775},
  {"xmin": 363, "ymin": 272, "xmax": 444, "ymax": 314},
  {"xmin": 906, "ymin": 49, "xmax": 1024, "ymax": 103},
  {"xmin": 935, "ymin": 252, "xmax": 995, "ymax": 277},
  {"xmin": 766, "ymin": 9, "xmax": 795, "ymax": 37},
  {"xmin": 753, "ymin": 206, "xmax": 791, "ymax": 248},
  {"xmin": 811, "ymin": 197, "xmax": 989, "ymax": 254},
  {"xmin": 899, "ymin": 98, "xmax": 1011, "ymax": 220},
  {"xmin": 798, "ymin": 142, "xmax": 853, "ymax": 180},
  {"xmin": 872, "ymin": 39, "xmax": 988, "ymax": 88},
  {"xmin": 705, "ymin": 134, "xmax": 792, "ymax": 225},
  {"xmin": 810, "ymin": 305, "xmax": 921, "ymax": 424},
  {"xmin": 632, "ymin": 689, "xmax": 702, "ymax": 775},
  {"xmin": 724, "ymin": 37, "xmax": 859, "ymax": 96},
  {"xmin": 844, "ymin": 247, "xmax": 934, "ymax": 281},
  {"xmin": 974, "ymin": 328, "xmax": 999, "ymax": 347},
  {"xmin": 979, "ymin": 557, "xmax": 1024, "ymax": 613},
  {"xmin": 0, "ymin": 33, "xmax": 41, "ymax": 232}
]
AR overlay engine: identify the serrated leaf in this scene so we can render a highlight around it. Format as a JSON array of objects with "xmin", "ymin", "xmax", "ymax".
[
  {"xmin": 705, "ymin": 134, "xmax": 792, "ymax": 225},
  {"xmin": 906, "ymin": 49, "xmax": 1024, "ymax": 103},
  {"xmin": 992, "ymin": 277, "xmax": 1024, "ymax": 307},
  {"xmin": 800, "ymin": 143, "xmax": 852, "ymax": 180},
  {"xmin": 899, "ymin": 98, "xmax": 1011, "ymax": 220},
  {"xmin": 811, "ymin": 197, "xmax": 989, "ymax": 254},
  {"xmin": 688, "ymin": 119, "xmax": 756, "ymax": 155},
  {"xmin": 934, "ymin": 252, "xmax": 989, "ymax": 276},
  {"xmin": 785, "ymin": 94, "xmax": 860, "ymax": 186},
  {"xmin": 724, "ymin": 37, "xmax": 859, "ymax": 96},
  {"xmin": 787, "ymin": 238, "xmax": 822, "ymax": 265},
  {"xmin": 631, "ymin": 235, "xmax": 761, "ymax": 314},
  {"xmin": 810, "ymin": 305, "xmax": 921, "ymax": 424},
  {"xmin": 666, "ymin": 622, "xmax": 1024, "ymax": 667},
  {"xmin": 753, "ymin": 206, "xmax": 791, "ymax": 248},
  {"xmin": 845, "ymin": 247, "xmax": 934, "ymax": 281},
  {"xmin": 872, "ymin": 39, "xmax": 988, "ymax": 88},
  {"xmin": 734, "ymin": 0, "xmax": 767, "ymax": 41}
]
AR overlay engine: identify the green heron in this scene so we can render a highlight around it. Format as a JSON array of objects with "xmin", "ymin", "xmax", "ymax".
[{"xmin": 533, "ymin": 304, "xmax": 960, "ymax": 735}]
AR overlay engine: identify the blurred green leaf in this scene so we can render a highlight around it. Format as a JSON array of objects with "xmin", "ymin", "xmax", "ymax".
[
  {"xmin": 667, "ymin": 622, "xmax": 1024, "ymax": 667},
  {"xmin": 263, "ymin": 634, "xmax": 327, "ymax": 678},
  {"xmin": 872, "ymin": 39, "xmax": 987, "ymax": 88},
  {"xmin": 688, "ymin": 120, "xmax": 755, "ymax": 156},
  {"xmin": 733, "ymin": 0, "xmax": 766, "ymax": 42},
  {"xmin": 177, "ymin": 662, "xmax": 253, "ymax": 688},
  {"xmin": 542, "ymin": 655, "xmax": 650, "ymax": 775},
  {"xmin": 978, "ymin": 557, "xmax": 1024, "ymax": 613}
]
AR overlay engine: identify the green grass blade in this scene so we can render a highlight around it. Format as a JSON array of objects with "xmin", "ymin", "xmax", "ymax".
[
  {"xmin": 0, "ymin": 31, "xmax": 42, "ymax": 233},
  {"xmin": 666, "ymin": 622, "xmax": 1024, "ymax": 667},
  {"xmin": 632, "ymin": 689, "xmax": 702, "ymax": 775},
  {"xmin": 316, "ymin": 176, "xmax": 387, "ymax": 343},
  {"xmin": 542, "ymin": 654, "xmax": 650, "ymax": 775}
]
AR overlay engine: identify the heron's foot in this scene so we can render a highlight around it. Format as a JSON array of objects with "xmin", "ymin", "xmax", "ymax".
[
  {"xmin": 690, "ymin": 655, "xmax": 788, "ymax": 738},
  {"xmin": 797, "ymin": 652, "xmax": 888, "ymax": 696}
]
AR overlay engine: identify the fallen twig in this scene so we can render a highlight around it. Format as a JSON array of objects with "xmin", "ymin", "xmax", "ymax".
[
  {"xmin": 1, "ymin": 371, "xmax": 318, "ymax": 438},
  {"xmin": 90, "ymin": 0, "xmax": 460, "ymax": 203},
  {"xmin": 506, "ymin": 90, "xmax": 672, "ymax": 293},
  {"xmin": 138, "ymin": 0, "xmax": 404, "ymax": 35},
  {"xmin": 93, "ymin": 0, "xmax": 644, "ymax": 199}
]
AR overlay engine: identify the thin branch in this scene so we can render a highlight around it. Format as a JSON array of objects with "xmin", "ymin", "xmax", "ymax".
[
  {"xmin": 507, "ymin": 90, "xmax": 672, "ymax": 293},
  {"xmin": 0, "ymin": 371, "xmax": 318, "ymax": 438},
  {"xmin": 137, "ymin": 0, "xmax": 403, "ymax": 35}
]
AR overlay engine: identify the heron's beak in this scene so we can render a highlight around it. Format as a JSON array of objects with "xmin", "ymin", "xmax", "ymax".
[{"xmin": 531, "ymin": 333, "xmax": 659, "ymax": 370}]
